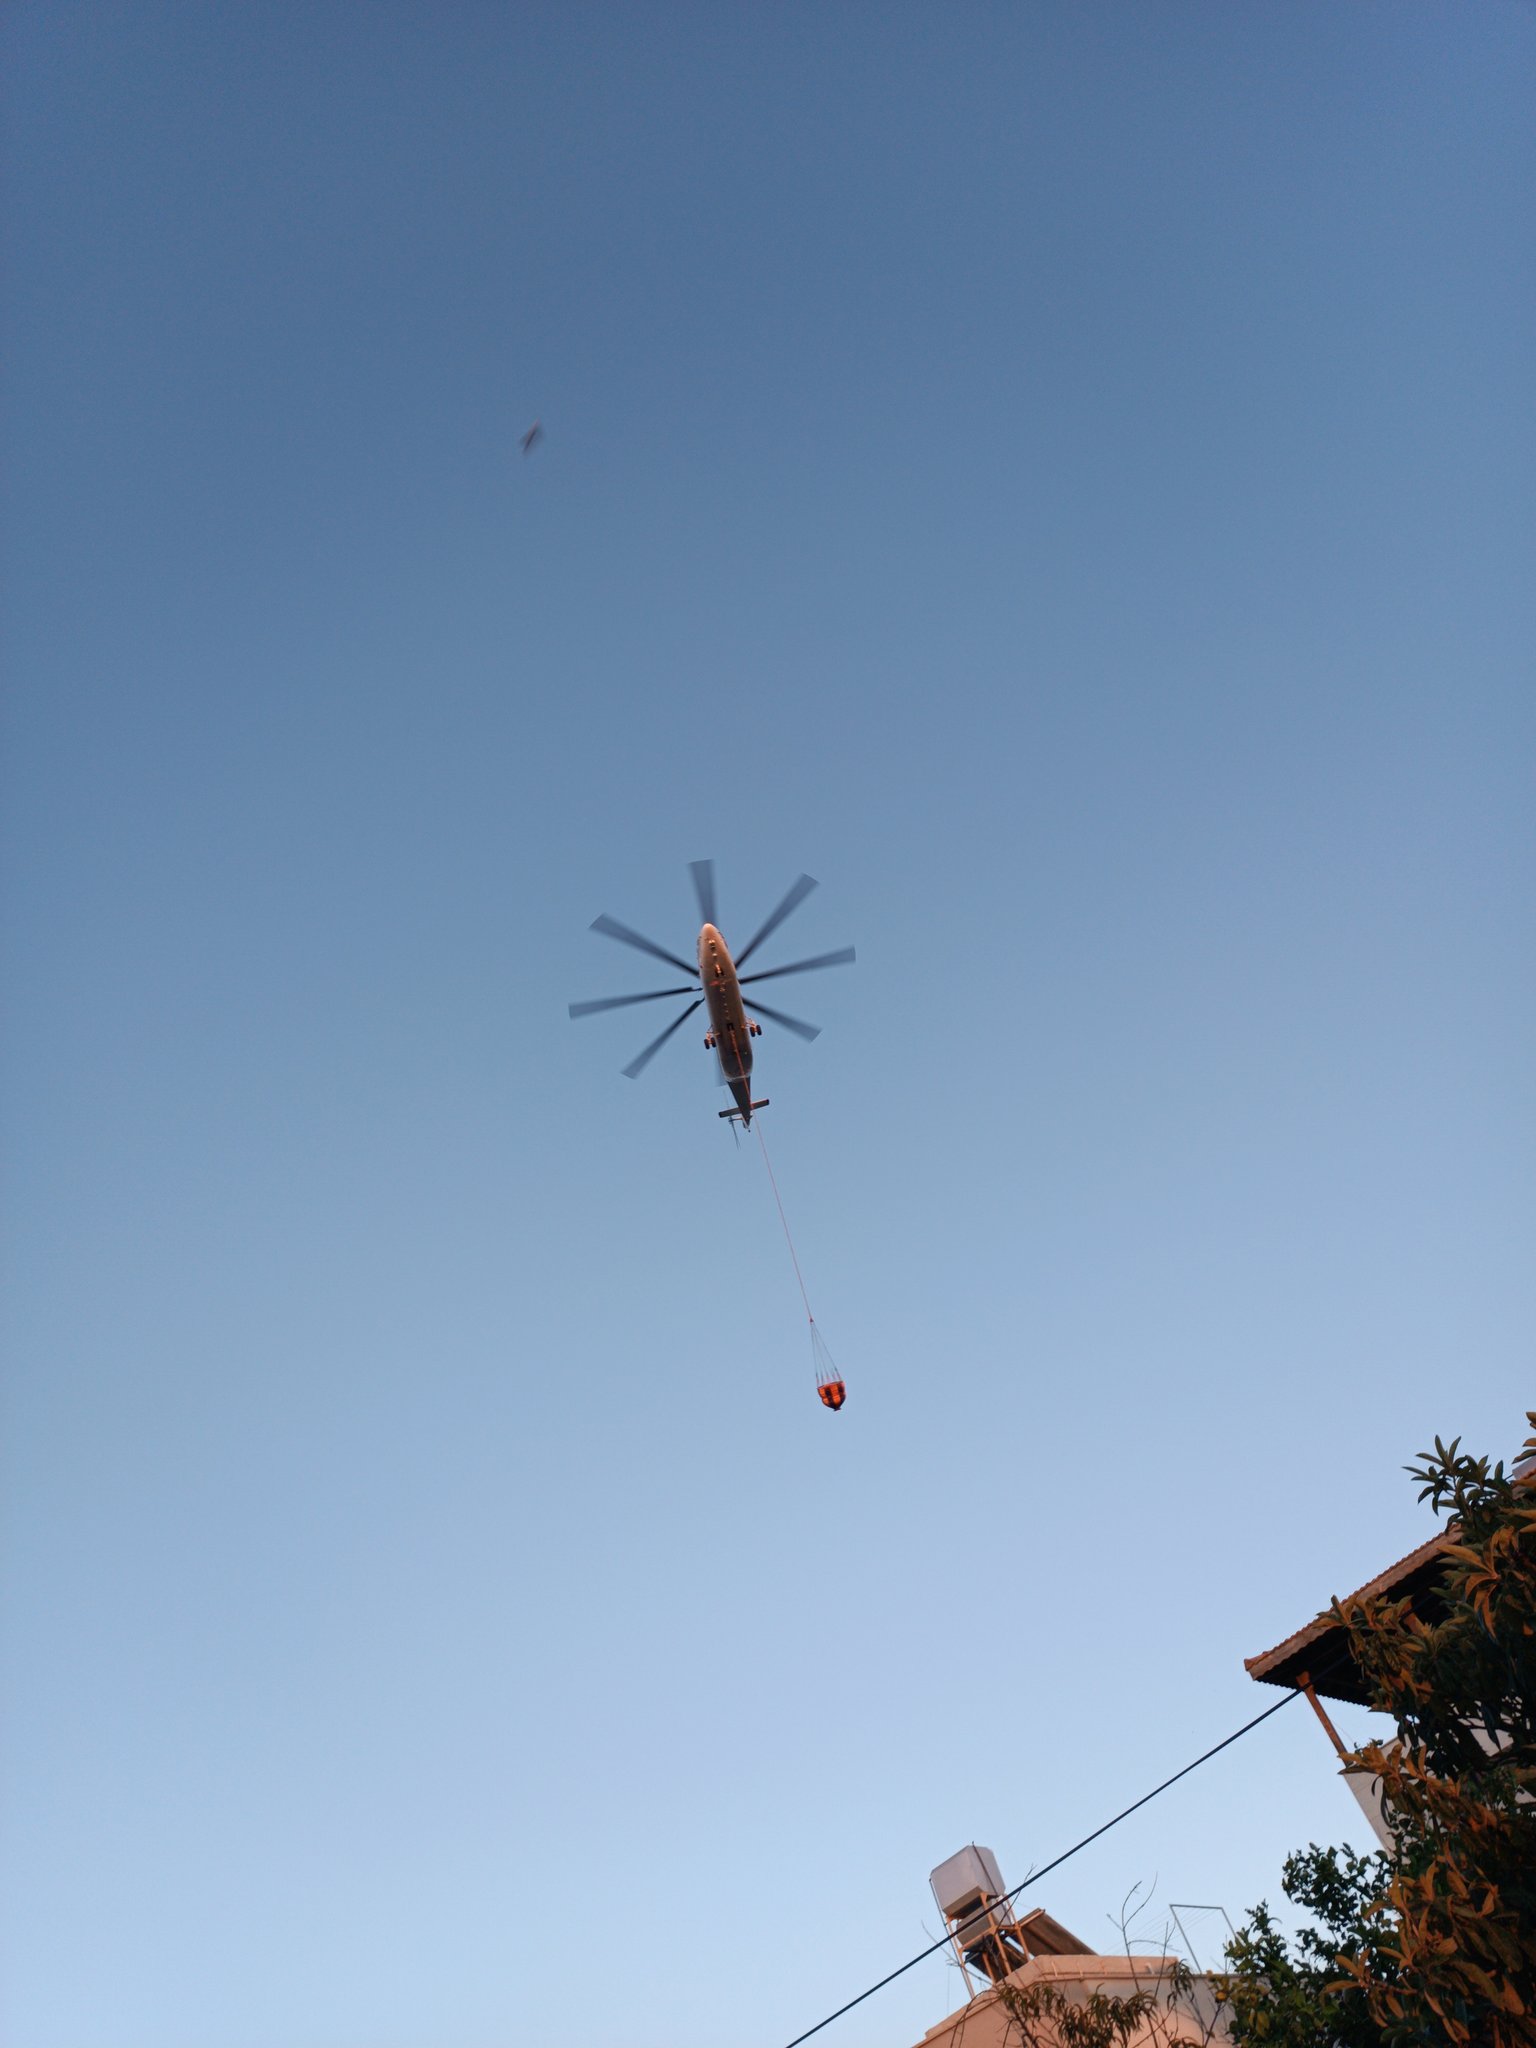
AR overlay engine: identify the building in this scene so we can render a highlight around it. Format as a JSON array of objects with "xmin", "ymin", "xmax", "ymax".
[
  {"xmin": 1243, "ymin": 1432, "xmax": 1535, "ymax": 1847},
  {"xmin": 905, "ymin": 1846, "xmax": 1226, "ymax": 2048}
]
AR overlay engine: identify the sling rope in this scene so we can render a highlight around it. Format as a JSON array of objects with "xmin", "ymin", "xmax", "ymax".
[{"xmin": 757, "ymin": 1121, "xmax": 814, "ymax": 1327}]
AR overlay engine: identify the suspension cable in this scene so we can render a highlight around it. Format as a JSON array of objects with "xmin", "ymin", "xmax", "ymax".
[{"xmin": 756, "ymin": 1121, "xmax": 814, "ymax": 1326}]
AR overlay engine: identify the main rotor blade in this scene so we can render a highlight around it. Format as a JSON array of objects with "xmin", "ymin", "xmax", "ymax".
[
  {"xmin": 735, "ymin": 873, "xmax": 818, "ymax": 969},
  {"xmin": 590, "ymin": 913, "xmax": 697, "ymax": 979},
  {"xmin": 623, "ymin": 998, "xmax": 703, "ymax": 1079},
  {"xmin": 738, "ymin": 945, "xmax": 856, "ymax": 987},
  {"xmin": 688, "ymin": 859, "xmax": 718, "ymax": 928},
  {"xmin": 569, "ymin": 983, "xmax": 698, "ymax": 1019},
  {"xmin": 744, "ymin": 996, "xmax": 821, "ymax": 1043}
]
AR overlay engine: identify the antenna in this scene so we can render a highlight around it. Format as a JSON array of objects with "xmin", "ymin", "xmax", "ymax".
[{"xmin": 1167, "ymin": 1903, "xmax": 1235, "ymax": 1977}]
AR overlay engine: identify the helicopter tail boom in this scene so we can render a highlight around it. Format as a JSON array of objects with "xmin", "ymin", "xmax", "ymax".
[{"xmin": 719, "ymin": 1099, "xmax": 770, "ymax": 1124}]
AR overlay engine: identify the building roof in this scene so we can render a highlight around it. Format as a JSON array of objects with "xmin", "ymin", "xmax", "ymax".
[
  {"xmin": 1244, "ymin": 1530, "xmax": 1452, "ymax": 1706},
  {"xmin": 916, "ymin": 1948, "xmax": 1196, "ymax": 2048},
  {"xmin": 1246, "ymin": 1444, "xmax": 1536, "ymax": 1707}
]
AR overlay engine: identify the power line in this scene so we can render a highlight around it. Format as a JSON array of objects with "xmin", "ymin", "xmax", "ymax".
[{"xmin": 780, "ymin": 1688, "xmax": 1300, "ymax": 2048}]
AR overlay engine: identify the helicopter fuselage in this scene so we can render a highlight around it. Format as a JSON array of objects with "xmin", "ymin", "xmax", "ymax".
[{"xmin": 698, "ymin": 922, "xmax": 761, "ymax": 1119}]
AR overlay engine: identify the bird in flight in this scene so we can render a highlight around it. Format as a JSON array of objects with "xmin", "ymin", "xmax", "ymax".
[{"xmin": 521, "ymin": 420, "xmax": 544, "ymax": 456}]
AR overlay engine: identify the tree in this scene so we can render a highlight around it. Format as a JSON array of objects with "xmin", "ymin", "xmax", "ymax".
[
  {"xmin": 1217, "ymin": 1844, "xmax": 1393, "ymax": 2048},
  {"xmin": 996, "ymin": 1972, "xmax": 1192, "ymax": 2048},
  {"xmin": 1219, "ymin": 1415, "xmax": 1536, "ymax": 2048}
]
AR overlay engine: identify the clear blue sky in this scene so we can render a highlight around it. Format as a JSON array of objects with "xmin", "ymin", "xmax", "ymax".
[{"xmin": 3, "ymin": 7, "xmax": 1532, "ymax": 2046}]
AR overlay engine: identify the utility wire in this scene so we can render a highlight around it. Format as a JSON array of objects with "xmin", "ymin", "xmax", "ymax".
[{"xmin": 780, "ymin": 1687, "xmax": 1300, "ymax": 2048}]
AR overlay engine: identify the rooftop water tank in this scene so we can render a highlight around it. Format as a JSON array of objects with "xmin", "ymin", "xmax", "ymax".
[{"xmin": 930, "ymin": 1844, "xmax": 1007, "ymax": 1922}]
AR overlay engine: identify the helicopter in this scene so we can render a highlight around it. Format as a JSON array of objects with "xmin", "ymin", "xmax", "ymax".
[{"xmin": 568, "ymin": 860, "xmax": 855, "ymax": 1127}]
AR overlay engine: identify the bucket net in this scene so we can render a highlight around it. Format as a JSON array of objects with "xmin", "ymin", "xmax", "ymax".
[{"xmin": 810, "ymin": 1320, "xmax": 846, "ymax": 1412}]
